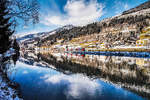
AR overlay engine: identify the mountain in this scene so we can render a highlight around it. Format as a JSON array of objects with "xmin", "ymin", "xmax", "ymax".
[
  {"xmin": 17, "ymin": 32, "xmax": 47, "ymax": 42},
  {"xmin": 123, "ymin": 1, "xmax": 150, "ymax": 15},
  {"xmin": 16, "ymin": 25, "xmax": 74, "ymax": 46},
  {"xmin": 37, "ymin": 1, "xmax": 150, "ymax": 48},
  {"xmin": 20, "ymin": 1, "xmax": 150, "ymax": 49}
]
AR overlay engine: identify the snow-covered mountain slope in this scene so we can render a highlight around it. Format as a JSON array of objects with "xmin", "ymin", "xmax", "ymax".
[{"xmin": 16, "ymin": 25, "xmax": 74, "ymax": 44}]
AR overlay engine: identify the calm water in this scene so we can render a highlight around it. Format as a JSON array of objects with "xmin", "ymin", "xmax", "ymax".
[{"xmin": 4, "ymin": 52, "xmax": 150, "ymax": 100}]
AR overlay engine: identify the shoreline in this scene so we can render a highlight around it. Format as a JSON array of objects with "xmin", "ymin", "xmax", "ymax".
[
  {"xmin": 86, "ymin": 47, "xmax": 150, "ymax": 52},
  {"xmin": 68, "ymin": 50, "xmax": 150, "ymax": 58},
  {"xmin": 0, "ymin": 51, "xmax": 22, "ymax": 100},
  {"xmin": 0, "ymin": 70, "xmax": 22, "ymax": 100}
]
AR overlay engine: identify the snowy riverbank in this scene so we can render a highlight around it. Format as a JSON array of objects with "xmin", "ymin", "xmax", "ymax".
[
  {"xmin": 0, "ymin": 71, "xmax": 22, "ymax": 100},
  {"xmin": 0, "ymin": 49, "xmax": 22, "ymax": 100}
]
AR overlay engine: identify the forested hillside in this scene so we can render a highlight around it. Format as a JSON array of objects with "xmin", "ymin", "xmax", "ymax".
[{"xmin": 34, "ymin": 1, "xmax": 150, "ymax": 48}]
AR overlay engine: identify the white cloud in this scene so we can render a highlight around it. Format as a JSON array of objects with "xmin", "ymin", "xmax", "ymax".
[
  {"xmin": 65, "ymin": 75, "xmax": 100, "ymax": 99},
  {"xmin": 23, "ymin": 25, "xmax": 29, "ymax": 29},
  {"xmin": 114, "ymin": 1, "xmax": 130, "ymax": 15},
  {"xmin": 41, "ymin": 0, "xmax": 104, "ymax": 26},
  {"xmin": 23, "ymin": 70, "xmax": 28, "ymax": 74},
  {"xmin": 44, "ymin": 74, "xmax": 101, "ymax": 99},
  {"xmin": 124, "ymin": 3, "xmax": 129, "ymax": 10}
]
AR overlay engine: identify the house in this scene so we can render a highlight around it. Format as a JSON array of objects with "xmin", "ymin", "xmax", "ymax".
[{"xmin": 136, "ymin": 26, "xmax": 150, "ymax": 47}]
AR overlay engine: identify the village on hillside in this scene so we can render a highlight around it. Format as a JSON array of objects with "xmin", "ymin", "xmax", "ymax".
[{"xmin": 35, "ymin": 26, "xmax": 150, "ymax": 53}]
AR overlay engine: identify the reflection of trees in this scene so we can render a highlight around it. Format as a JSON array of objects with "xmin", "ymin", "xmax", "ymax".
[
  {"xmin": 38, "ymin": 53, "xmax": 150, "ymax": 99},
  {"xmin": 12, "ymin": 52, "xmax": 20, "ymax": 65},
  {"xmin": 20, "ymin": 51, "xmax": 150, "ymax": 99}
]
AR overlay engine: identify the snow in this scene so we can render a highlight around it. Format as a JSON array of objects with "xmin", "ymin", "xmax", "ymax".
[
  {"xmin": 19, "ymin": 38, "xmax": 31, "ymax": 42},
  {"xmin": 0, "ymin": 48, "xmax": 22, "ymax": 100},
  {"xmin": 15, "ymin": 32, "xmax": 37, "ymax": 39},
  {"xmin": 0, "ymin": 72, "xmax": 22, "ymax": 100},
  {"xmin": 3, "ymin": 48, "xmax": 15, "ymax": 58}
]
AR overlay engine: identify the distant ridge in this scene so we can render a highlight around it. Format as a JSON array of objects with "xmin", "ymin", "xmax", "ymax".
[
  {"xmin": 123, "ymin": 1, "xmax": 150, "ymax": 15},
  {"xmin": 17, "ymin": 25, "xmax": 74, "ymax": 44}
]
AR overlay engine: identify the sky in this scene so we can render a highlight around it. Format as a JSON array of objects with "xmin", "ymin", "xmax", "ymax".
[{"xmin": 16, "ymin": 0, "xmax": 148, "ymax": 36}]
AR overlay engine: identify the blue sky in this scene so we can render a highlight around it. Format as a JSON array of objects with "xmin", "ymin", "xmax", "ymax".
[{"xmin": 16, "ymin": 0, "xmax": 148, "ymax": 36}]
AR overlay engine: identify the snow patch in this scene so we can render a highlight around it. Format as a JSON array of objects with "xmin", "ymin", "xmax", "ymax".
[{"xmin": 0, "ymin": 72, "xmax": 22, "ymax": 100}]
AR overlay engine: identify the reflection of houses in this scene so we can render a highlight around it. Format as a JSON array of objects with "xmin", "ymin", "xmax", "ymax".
[
  {"xmin": 62, "ymin": 53, "xmax": 150, "ymax": 76},
  {"xmin": 136, "ymin": 58, "xmax": 150, "ymax": 67},
  {"xmin": 35, "ymin": 52, "xmax": 150, "ymax": 98},
  {"xmin": 136, "ymin": 26, "xmax": 150, "ymax": 47},
  {"xmin": 111, "ymin": 56, "xmax": 136, "ymax": 65}
]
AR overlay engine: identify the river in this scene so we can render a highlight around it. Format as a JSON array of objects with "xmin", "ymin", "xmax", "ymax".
[{"xmin": 3, "ymin": 51, "xmax": 150, "ymax": 100}]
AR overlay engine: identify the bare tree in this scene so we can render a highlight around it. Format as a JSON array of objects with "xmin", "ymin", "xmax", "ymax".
[
  {"xmin": 7, "ymin": 0, "xmax": 40, "ymax": 25},
  {"xmin": 0, "ymin": 0, "xmax": 40, "ymax": 53}
]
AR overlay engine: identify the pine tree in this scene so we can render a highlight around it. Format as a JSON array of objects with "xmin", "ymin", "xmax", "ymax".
[
  {"xmin": 0, "ymin": 0, "xmax": 13, "ymax": 54},
  {"xmin": 13, "ymin": 38, "xmax": 20, "ymax": 52}
]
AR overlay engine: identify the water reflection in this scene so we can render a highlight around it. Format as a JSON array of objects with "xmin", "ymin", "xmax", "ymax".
[
  {"xmin": 7, "ymin": 61, "xmax": 143, "ymax": 100},
  {"xmin": 6, "ymin": 51, "xmax": 150, "ymax": 100},
  {"xmin": 38, "ymin": 52, "xmax": 150, "ymax": 99}
]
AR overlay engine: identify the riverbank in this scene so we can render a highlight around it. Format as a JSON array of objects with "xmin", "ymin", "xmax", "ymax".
[
  {"xmin": 86, "ymin": 47, "xmax": 150, "ymax": 52},
  {"xmin": 35, "ymin": 45, "xmax": 150, "ymax": 58},
  {"xmin": 0, "ymin": 70, "xmax": 22, "ymax": 100},
  {"xmin": 71, "ymin": 51, "xmax": 150, "ymax": 58},
  {"xmin": 0, "ymin": 50, "xmax": 22, "ymax": 100}
]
